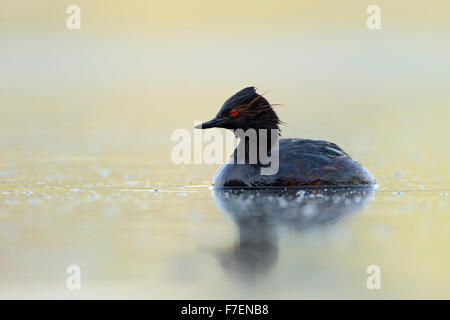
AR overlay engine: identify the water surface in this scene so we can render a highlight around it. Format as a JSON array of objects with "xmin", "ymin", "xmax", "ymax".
[{"xmin": 1, "ymin": 0, "xmax": 449, "ymax": 299}]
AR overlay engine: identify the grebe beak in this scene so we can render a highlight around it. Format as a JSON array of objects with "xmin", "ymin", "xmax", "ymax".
[{"xmin": 194, "ymin": 117, "xmax": 226, "ymax": 129}]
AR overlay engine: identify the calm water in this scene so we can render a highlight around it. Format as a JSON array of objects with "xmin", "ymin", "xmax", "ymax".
[
  {"xmin": 1, "ymin": 82, "xmax": 449, "ymax": 299},
  {"xmin": 0, "ymin": 147, "xmax": 448, "ymax": 299},
  {"xmin": 1, "ymin": 1, "xmax": 450, "ymax": 298}
]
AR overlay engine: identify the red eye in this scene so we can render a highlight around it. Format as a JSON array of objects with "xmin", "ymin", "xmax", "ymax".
[{"xmin": 229, "ymin": 109, "xmax": 238, "ymax": 117}]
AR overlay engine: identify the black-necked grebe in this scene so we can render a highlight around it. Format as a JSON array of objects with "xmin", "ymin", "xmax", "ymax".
[{"xmin": 195, "ymin": 87, "xmax": 375, "ymax": 187}]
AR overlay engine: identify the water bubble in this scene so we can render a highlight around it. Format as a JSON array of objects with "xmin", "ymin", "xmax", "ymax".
[
  {"xmin": 441, "ymin": 193, "xmax": 448, "ymax": 197},
  {"xmin": 178, "ymin": 192, "xmax": 187, "ymax": 197},
  {"xmin": 70, "ymin": 188, "xmax": 81, "ymax": 192},
  {"xmin": 393, "ymin": 171, "xmax": 402, "ymax": 178},
  {"xmin": 100, "ymin": 169, "xmax": 110, "ymax": 178},
  {"xmin": 393, "ymin": 191, "xmax": 403, "ymax": 196},
  {"xmin": 315, "ymin": 193, "xmax": 324, "ymax": 198},
  {"xmin": 418, "ymin": 185, "xmax": 425, "ymax": 189},
  {"xmin": 124, "ymin": 173, "xmax": 134, "ymax": 180},
  {"xmin": 153, "ymin": 188, "xmax": 159, "ymax": 193},
  {"xmin": 23, "ymin": 190, "xmax": 33, "ymax": 195},
  {"xmin": 296, "ymin": 190, "xmax": 306, "ymax": 197}
]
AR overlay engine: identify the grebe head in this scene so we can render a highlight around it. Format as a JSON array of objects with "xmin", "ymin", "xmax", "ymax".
[{"xmin": 195, "ymin": 87, "xmax": 281, "ymax": 131}]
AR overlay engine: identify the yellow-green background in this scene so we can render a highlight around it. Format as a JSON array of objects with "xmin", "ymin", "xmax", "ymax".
[{"xmin": 0, "ymin": 1, "xmax": 449, "ymax": 298}]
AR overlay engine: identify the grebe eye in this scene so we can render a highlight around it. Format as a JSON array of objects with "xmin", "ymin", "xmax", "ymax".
[{"xmin": 229, "ymin": 109, "xmax": 238, "ymax": 117}]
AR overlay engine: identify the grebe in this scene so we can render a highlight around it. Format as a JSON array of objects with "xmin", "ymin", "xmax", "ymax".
[{"xmin": 195, "ymin": 87, "xmax": 375, "ymax": 187}]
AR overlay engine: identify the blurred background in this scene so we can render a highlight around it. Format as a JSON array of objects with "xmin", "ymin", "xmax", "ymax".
[{"xmin": 0, "ymin": 0, "xmax": 449, "ymax": 299}]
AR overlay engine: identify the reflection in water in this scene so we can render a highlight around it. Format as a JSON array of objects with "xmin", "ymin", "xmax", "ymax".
[{"xmin": 212, "ymin": 187, "xmax": 375, "ymax": 278}]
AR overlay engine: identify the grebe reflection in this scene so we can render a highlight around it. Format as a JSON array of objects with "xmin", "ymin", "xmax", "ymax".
[{"xmin": 212, "ymin": 187, "xmax": 375, "ymax": 277}]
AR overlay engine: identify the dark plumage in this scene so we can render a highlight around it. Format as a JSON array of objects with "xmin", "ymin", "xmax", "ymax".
[{"xmin": 196, "ymin": 87, "xmax": 375, "ymax": 187}]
